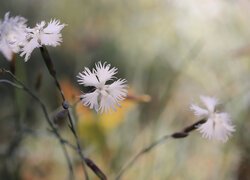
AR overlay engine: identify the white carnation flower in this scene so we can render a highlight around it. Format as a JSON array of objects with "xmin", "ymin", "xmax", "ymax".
[
  {"xmin": 77, "ymin": 62, "xmax": 128, "ymax": 113},
  {"xmin": 0, "ymin": 12, "xmax": 27, "ymax": 61},
  {"xmin": 20, "ymin": 19, "xmax": 66, "ymax": 61},
  {"xmin": 190, "ymin": 96, "xmax": 235, "ymax": 143}
]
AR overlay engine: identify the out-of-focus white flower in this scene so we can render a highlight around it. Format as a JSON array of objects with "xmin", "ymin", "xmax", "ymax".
[
  {"xmin": 190, "ymin": 96, "xmax": 235, "ymax": 143},
  {"xmin": 77, "ymin": 62, "xmax": 128, "ymax": 113},
  {"xmin": 20, "ymin": 19, "xmax": 65, "ymax": 61},
  {"xmin": 0, "ymin": 12, "xmax": 27, "ymax": 61}
]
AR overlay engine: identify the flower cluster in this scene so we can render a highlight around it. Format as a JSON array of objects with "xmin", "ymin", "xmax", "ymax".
[
  {"xmin": 21, "ymin": 20, "xmax": 66, "ymax": 61},
  {"xmin": 190, "ymin": 96, "xmax": 235, "ymax": 142},
  {"xmin": 0, "ymin": 12, "xmax": 236, "ymax": 144},
  {"xmin": 0, "ymin": 12, "xmax": 65, "ymax": 61},
  {"xmin": 77, "ymin": 62, "xmax": 128, "ymax": 113},
  {"xmin": 0, "ymin": 12, "xmax": 27, "ymax": 60}
]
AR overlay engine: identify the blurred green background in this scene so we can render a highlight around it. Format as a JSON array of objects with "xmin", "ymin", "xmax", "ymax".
[{"xmin": 0, "ymin": 0, "xmax": 250, "ymax": 179}]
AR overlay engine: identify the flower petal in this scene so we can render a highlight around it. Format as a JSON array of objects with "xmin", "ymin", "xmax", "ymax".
[
  {"xmin": 190, "ymin": 104, "xmax": 208, "ymax": 118},
  {"xmin": 0, "ymin": 12, "xmax": 27, "ymax": 60},
  {"xmin": 40, "ymin": 33, "xmax": 62, "ymax": 47},
  {"xmin": 107, "ymin": 78, "xmax": 127, "ymax": 103},
  {"xmin": 95, "ymin": 62, "xmax": 117, "ymax": 84},
  {"xmin": 80, "ymin": 90, "xmax": 99, "ymax": 111},
  {"xmin": 43, "ymin": 19, "xmax": 65, "ymax": 34},
  {"xmin": 213, "ymin": 113, "xmax": 235, "ymax": 143},
  {"xmin": 20, "ymin": 37, "xmax": 40, "ymax": 62},
  {"xmin": 200, "ymin": 95, "xmax": 218, "ymax": 112},
  {"xmin": 0, "ymin": 39, "xmax": 13, "ymax": 60},
  {"xmin": 198, "ymin": 118, "xmax": 214, "ymax": 140},
  {"xmin": 99, "ymin": 94, "xmax": 117, "ymax": 113},
  {"xmin": 77, "ymin": 67, "xmax": 99, "ymax": 87}
]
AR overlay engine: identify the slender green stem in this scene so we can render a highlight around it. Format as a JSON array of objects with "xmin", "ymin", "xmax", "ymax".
[
  {"xmin": 115, "ymin": 119, "xmax": 206, "ymax": 180},
  {"xmin": 0, "ymin": 79, "xmax": 23, "ymax": 88},
  {"xmin": 40, "ymin": 46, "xmax": 89, "ymax": 180},
  {"xmin": 40, "ymin": 46, "xmax": 106, "ymax": 180},
  {"xmin": 115, "ymin": 135, "xmax": 170, "ymax": 180},
  {"xmin": 0, "ymin": 70, "xmax": 75, "ymax": 180}
]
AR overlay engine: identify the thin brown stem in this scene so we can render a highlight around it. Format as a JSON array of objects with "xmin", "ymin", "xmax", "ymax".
[
  {"xmin": 39, "ymin": 46, "xmax": 106, "ymax": 180},
  {"xmin": 116, "ymin": 134, "xmax": 170, "ymax": 180},
  {"xmin": 0, "ymin": 70, "xmax": 74, "ymax": 180},
  {"xmin": 115, "ymin": 119, "xmax": 206, "ymax": 180},
  {"xmin": 40, "ymin": 46, "xmax": 89, "ymax": 179}
]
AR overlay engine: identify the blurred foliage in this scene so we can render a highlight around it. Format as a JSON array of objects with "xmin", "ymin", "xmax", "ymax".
[{"xmin": 1, "ymin": 0, "xmax": 250, "ymax": 179}]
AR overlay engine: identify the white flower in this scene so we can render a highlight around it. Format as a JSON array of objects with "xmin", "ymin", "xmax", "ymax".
[
  {"xmin": 190, "ymin": 96, "xmax": 235, "ymax": 143},
  {"xmin": 0, "ymin": 12, "xmax": 27, "ymax": 61},
  {"xmin": 77, "ymin": 62, "xmax": 128, "ymax": 113},
  {"xmin": 20, "ymin": 19, "xmax": 66, "ymax": 61}
]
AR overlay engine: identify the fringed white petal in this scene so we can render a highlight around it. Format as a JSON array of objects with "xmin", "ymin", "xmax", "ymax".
[
  {"xmin": 0, "ymin": 12, "xmax": 27, "ymax": 60},
  {"xmin": 200, "ymin": 95, "xmax": 218, "ymax": 112},
  {"xmin": 40, "ymin": 33, "xmax": 62, "ymax": 47},
  {"xmin": 95, "ymin": 61, "xmax": 117, "ymax": 84},
  {"xmin": 36, "ymin": 21, "xmax": 46, "ymax": 29},
  {"xmin": 77, "ymin": 67, "xmax": 99, "ymax": 86},
  {"xmin": 80, "ymin": 90, "xmax": 99, "ymax": 111},
  {"xmin": 213, "ymin": 113, "xmax": 235, "ymax": 143},
  {"xmin": 198, "ymin": 118, "xmax": 214, "ymax": 140},
  {"xmin": 190, "ymin": 104, "xmax": 208, "ymax": 118},
  {"xmin": 0, "ymin": 39, "xmax": 13, "ymax": 60},
  {"xmin": 108, "ymin": 79, "xmax": 127, "ymax": 102},
  {"xmin": 44, "ymin": 19, "xmax": 65, "ymax": 34},
  {"xmin": 99, "ymin": 94, "xmax": 117, "ymax": 113},
  {"xmin": 20, "ymin": 37, "xmax": 40, "ymax": 62}
]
